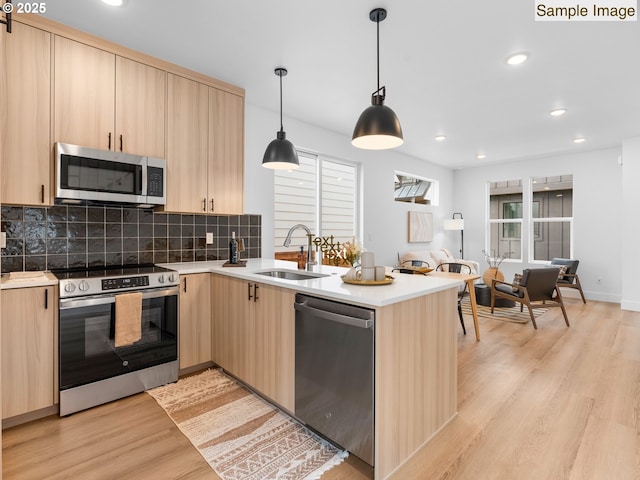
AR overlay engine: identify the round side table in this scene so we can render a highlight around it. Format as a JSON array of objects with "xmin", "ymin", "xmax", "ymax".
[{"xmin": 474, "ymin": 283, "xmax": 516, "ymax": 308}]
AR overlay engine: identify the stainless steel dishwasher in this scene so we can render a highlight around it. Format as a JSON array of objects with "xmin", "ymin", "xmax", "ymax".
[{"xmin": 294, "ymin": 293, "xmax": 375, "ymax": 466}]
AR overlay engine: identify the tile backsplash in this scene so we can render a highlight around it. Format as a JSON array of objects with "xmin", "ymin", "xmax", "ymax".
[{"xmin": 1, "ymin": 205, "xmax": 261, "ymax": 273}]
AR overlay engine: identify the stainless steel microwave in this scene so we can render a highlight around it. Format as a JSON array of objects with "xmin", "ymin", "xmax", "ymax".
[{"xmin": 55, "ymin": 142, "xmax": 166, "ymax": 207}]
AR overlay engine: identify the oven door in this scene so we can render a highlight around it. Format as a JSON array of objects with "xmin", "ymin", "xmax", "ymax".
[{"xmin": 59, "ymin": 286, "xmax": 178, "ymax": 391}]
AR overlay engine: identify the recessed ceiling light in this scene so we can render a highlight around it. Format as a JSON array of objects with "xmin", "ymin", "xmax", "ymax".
[
  {"xmin": 573, "ymin": 137, "xmax": 586, "ymax": 144},
  {"xmin": 550, "ymin": 108, "xmax": 567, "ymax": 117},
  {"xmin": 506, "ymin": 53, "xmax": 528, "ymax": 65},
  {"xmin": 102, "ymin": 0, "xmax": 125, "ymax": 6},
  {"xmin": 476, "ymin": 153, "xmax": 486, "ymax": 160},
  {"xmin": 434, "ymin": 135, "xmax": 447, "ymax": 142}
]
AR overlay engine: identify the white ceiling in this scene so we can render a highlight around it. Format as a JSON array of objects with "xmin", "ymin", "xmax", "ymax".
[{"xmin": 41, "ymin": 0, "xmax": 640, "ymax": 169}]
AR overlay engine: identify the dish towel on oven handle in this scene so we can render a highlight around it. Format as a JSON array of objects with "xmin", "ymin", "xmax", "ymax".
[{"xmin": 115, "ymin": 292, "xmax": 143, "ymax": 347}]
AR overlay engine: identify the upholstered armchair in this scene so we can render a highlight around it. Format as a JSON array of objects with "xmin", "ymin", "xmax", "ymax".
[
  {"xmin": 550, "ymin": 258, "xmax": 586, "ymax": 303},
  {"xmin": 490, "ymin": 268, "xmax": 570, "ymax": 329}
]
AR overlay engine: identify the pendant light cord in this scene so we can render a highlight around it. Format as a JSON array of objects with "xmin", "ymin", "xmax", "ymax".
[
  {"xmin": 279, "ymin": 72, "xmax": 284, "ymax": 133},
  {"xmin": 376, "ymin": 15, "xmax": 380, "ymax": 94}
]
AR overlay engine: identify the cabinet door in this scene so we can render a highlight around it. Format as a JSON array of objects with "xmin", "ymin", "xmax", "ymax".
[
  {"xmin": 1, "ymin": 287, "xmax": 56, "ymax": 419},
  {"xmin": 115, "ymin": 56, "xmax": 166, "ymax": 158},
  {"xmin": 54, "ymin": 36, "xmax": 115, "ymax": 150},
  {"xmin": 208, "ymin": 88, "xmax": 244, "ymax": 214},
  {"xmin": 211, "ymin": 275, "xmax": 254, "ymax": 383},
  {"xmin": 165, "ymin": 74, "xmax": 208, "ymax": 213},
  {"xmin": 179, "ymin": 274, "xmax": 212, "ymax": 369},
  {"xmin": 1, "ymin": 21, "xmax": 52, "ymax": 205},
  {"xmin": 253, "ymin": 283, "xmax": 295, "ymax": 411}
]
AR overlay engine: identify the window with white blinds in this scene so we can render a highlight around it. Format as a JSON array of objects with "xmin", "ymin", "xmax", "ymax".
[{"xmin": 274, "ymin": 151, "xmax": 359, "ymax": 252}]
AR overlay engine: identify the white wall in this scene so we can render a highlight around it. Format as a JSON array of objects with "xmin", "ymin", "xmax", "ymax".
[
  {"xmin": 244, "ymin": 103, "xmax": 455, "ymax": 267},
  {"xmin": 453, "ymin": 148, "xmax": 623, "ymax": 303},
  {"xmin": 621, "ymin": 137, "xmax": 640, "ymax": 311}
]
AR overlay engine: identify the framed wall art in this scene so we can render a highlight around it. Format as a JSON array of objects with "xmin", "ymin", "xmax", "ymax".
[{"xmin": 408, "ymin": 211, "xmax": 433, "ymax": 243}]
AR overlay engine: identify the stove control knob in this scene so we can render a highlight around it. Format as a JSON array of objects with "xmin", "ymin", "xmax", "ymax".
[
  {"xmin": 168, "ymin": 273, "xmax": 176, "ymax": 283},
  {"xmin": 64, "ymin": 282, "xmax": 76, "ymax": 293},
  {"xmin": 158, "ymin": 274, "xmax": 165, "ymax": 284},
  {"xmin": 79, "ymin": 280, "xmax": 90, "ymax": 292}
]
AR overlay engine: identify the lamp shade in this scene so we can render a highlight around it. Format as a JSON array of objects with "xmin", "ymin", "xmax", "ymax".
[
  {"xmin": 352, "ymin": 99, "xmax": 404, "ymax": 150},
  {"xmin": 444, "ymin": 218, "xmax": 464, "ymax": 231},
  {"xmin": 262, "ymin": 131, "xmax": 299, "ymax": 169}
]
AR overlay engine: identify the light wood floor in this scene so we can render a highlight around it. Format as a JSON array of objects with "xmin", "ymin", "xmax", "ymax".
[{"xmin": 3, "ymin": 298, "xmax": 639, "ymax": 479}]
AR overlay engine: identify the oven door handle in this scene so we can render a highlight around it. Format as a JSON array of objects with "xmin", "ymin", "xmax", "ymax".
[{"xmin": 59, "ymin": 287, "xmax": 179, "ymax": 310}]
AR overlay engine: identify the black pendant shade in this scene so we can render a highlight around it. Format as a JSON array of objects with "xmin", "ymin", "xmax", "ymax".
[
  {"xmin": 262, "ymin": 68, "xmax": 299, "ymax": 170},
  {"xmin": 352, "ymin": 8, "xmax": 403, "ymax": 150}
]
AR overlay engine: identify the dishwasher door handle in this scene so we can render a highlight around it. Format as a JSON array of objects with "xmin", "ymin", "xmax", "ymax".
[{"xmin": 294, "ymin": 302, "xmax": 373, "ymax": 329}]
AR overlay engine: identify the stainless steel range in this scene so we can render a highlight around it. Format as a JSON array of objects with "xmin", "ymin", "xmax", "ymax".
[{"xmin": 54, "ymin": 265, "xmax": 179, "ymax": 416}]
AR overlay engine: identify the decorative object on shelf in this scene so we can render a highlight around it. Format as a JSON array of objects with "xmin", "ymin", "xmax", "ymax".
[
  {"xmin": 408, "ymin": 211, "xmax": 433, "ymax": 243},
  {"xmin": 481, "ymin": 249, "xmax": 509, "ymax": 285},
  {"xmin": 262, "ymin": 67, "xmax": 299, "ymax": 169},
  {"xmin": 444, "ymin": 213, "xmax": 464, "ymax": 258},
  {"xmin": 352, "ymin": 7, "xmax": 404, "ymax": 150}
]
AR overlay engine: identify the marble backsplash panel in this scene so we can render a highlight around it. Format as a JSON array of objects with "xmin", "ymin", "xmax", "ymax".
[{"xmin": 1, "ymin": 204, "xmax": 261, "ymax": 273}]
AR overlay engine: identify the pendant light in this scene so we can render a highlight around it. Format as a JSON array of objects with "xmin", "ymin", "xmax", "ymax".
[
  {"xmin": 352, "ymin": 8, "xmax": 404, "ymax": 150},
  {"xmin": 262, "ymin": 67, "xmax": 299, "ymax": 169}
]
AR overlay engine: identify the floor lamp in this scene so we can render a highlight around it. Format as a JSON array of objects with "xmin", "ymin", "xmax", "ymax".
[{"xmin": 444, "ymin": 213, "xmax": 464, "ymax": 259}]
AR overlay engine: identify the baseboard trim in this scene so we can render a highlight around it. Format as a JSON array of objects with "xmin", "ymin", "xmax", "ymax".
[{"xmin": 2, "ymin": 405, "xmax": 58, "ymax": 430}]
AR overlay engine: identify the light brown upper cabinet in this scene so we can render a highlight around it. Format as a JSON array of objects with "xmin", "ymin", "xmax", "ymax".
[
  {"xmin": 166, "ymin": 75, "xmax": 245, "ymax": 214},
  {"xmin": 1, "ymin": 21, "xmax": 52, "ymax": 205},
  {"xmin": 209, "ymin": 88, "xmax": 244, "ymax": 215},
  {"xmin": 54, "ymin": 36, "xmax": 165, "ymax": 157},
  {"xmin": 165, "ymin": 73, "xmax": 209, "ymax": 213}
]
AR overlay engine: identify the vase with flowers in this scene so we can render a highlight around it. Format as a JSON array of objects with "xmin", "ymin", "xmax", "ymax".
[
  {"xmin": 342, "ymin": 239, "xmax": 362, "ymax": 267},
  {"xmin": 481, "ymin": 249, "xmax": 510, "ymax": 285}
]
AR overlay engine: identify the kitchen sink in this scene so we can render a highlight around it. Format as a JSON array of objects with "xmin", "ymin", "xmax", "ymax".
[{"xmin": 254, "ymin": 269, "xmax": 330, "ymax": 281}]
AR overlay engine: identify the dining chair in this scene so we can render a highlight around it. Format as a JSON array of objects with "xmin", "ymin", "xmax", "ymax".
[
  {"xmin": 490, "ymin": 268, "xmax": 570, "ymax": 329},
  {"xmin": 550, "ymin": 258, "xmax": 586, "ymax": 303},
  {"xmin": 436, "ymin": 262, "xmax": 472, "ymax": 334}
]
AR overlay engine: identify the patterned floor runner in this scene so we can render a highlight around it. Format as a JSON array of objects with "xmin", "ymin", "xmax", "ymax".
[{"xmin": 148, "ymin": 369, "xmax": 347, "ymax": 480}]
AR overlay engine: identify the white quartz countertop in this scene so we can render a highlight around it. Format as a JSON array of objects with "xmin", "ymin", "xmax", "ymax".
[
  {"xmin": 157, "ymin": 259, "xmax": 463, "ymax": 308},
  {"xmin": 0, "ymin": 271, "xmax": 58, "ymax": 290}
]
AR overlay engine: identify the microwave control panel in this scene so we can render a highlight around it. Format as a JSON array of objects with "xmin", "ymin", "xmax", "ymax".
[{"xmin": 147, "ymin": 166, "xmax": 164, "ymax": 198}]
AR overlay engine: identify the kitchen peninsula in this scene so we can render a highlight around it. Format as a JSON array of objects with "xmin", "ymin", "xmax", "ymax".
[{"xmin": 162, "ymin": 259, "xmax": 462, "ymax": 480}]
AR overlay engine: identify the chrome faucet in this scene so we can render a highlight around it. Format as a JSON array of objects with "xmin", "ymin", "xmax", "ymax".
[{"xmin": 283, "ymin": 224, "xmax": 316, "ymax": 270}]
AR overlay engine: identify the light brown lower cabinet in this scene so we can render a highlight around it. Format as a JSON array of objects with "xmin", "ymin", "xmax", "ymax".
[
  {"xmin": 211, "ymin": 274, "xmax": 295, "ymax": 412},
  {"xmin": 1, "ymin": 286, "xmax": 57, "ymax": 420},
  {"xmin": 178, "ymin": 274, "xmax": 212, "ymax": 370}
]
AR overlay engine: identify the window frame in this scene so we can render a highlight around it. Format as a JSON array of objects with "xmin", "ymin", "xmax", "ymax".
[
  {"xmin": 273, "ymin": 149, "xmax": 362, "ymax": 252},
  {"xmin": 486, "ymin": 176, "xmax": 574, "ymax": 265}
]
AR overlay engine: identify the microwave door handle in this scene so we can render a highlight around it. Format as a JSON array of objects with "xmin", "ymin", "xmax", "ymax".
[{"xmin": 140, "ymin": 163, "xmax": 146, "ymax": 196}]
